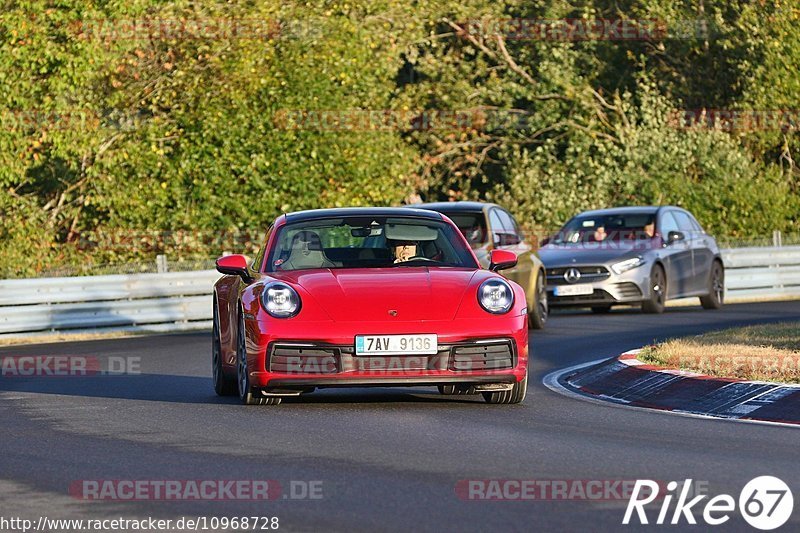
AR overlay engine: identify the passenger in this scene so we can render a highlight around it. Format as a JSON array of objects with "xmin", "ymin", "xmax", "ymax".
[{"xmin": 643, "ymin": 221, "xmax": 655, "ymax": 238}]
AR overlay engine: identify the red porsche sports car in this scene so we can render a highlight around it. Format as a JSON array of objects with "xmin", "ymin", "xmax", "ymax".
[{"xmin": 212, "ymin": 207, "xmax": 529, "ymax": 405}]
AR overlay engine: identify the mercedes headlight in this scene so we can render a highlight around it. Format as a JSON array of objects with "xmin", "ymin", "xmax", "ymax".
[
  {"xmin": 478, "ymin": 278, "xmax": 514, "ymax": 314},
  {"xmin": 260, "ymin": 282, "xmax": 301, "ymax": 318},
  {"xmin": 611, "ymin": 256, "xmax": 645, "ymax": 275}
]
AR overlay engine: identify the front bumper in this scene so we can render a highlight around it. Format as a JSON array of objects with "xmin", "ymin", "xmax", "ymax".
[
  {"xmin": 241, "ymin": 317, "xmax": 528, "ymax": 389},
  {"xmin": 546, "ymin": 267, "xmax": 649, "ymax": 307}
]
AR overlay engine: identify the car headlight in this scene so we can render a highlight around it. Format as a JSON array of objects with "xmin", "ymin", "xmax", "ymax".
[
  {"xmin": 260, "ymin": 282, "xmax": 301, "ymax": 318},
  {"xmin": 478, "ymin": 278, "xmax": 514, "ymax": 314},
  {"xmin": 611, "ymin": 256, "xmax": 645, "ymax": 275}
]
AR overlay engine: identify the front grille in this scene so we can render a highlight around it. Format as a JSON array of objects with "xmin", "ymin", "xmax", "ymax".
[
  {"xmin": 613, "ymin": 282, "xmax": 642, "ymax": 299},
  {"xmin": 267, "ymin": 340, "xmax": 516, "ymax": 374},
  {"xmin": 547, "ymin": 266, "xmax": 610, "ymax": 286},
  {"xmin": 450, "ymin": 341, "xmax": 515, "ymax": 371}
]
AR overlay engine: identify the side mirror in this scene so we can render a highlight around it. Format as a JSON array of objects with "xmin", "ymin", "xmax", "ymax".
[
  {"xmin": 667, "ymin": 231, "xmax": 685, "ymax": 244},
  {"xmin": 489, "ymin": 249, "xmax": 518, "ymax": 272},
  {"xmin": 216, "ymin": 254, "xmax": 252, "ymax": 281}
]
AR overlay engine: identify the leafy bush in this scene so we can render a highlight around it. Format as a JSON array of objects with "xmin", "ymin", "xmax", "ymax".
[{"xmin": 0, "ymin": 0, "xmax": 797, "ymax": 277}]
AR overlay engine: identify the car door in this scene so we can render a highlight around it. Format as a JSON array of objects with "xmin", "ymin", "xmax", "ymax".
[
  {"xmin": 491, "ymin": 208, "xmax": 532, "ymax": 289},
  {"xmin": 658, "ymin": 210, "xmax": 693, "ymax": 297},
  {"xmin": 672, "ymin": 210, "xmax": 707, "ymax": 293},
  {"xmin": 688, "ymin": 211, "xmax": 716, "ymax": 292}
]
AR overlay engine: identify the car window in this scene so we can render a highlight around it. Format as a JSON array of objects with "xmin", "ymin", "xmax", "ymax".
[
  {"xmin": 446, "ymin": 212, "xmax": 488, "ymax": 248},
  {"xmin": 659, "ymin": 212, "xmax": 680, "ymax": 236},
  {"xmin": 489, "ymin": 209, "xmax": 504, "ymax": 234},
  {"xmin": 687, "ymin": 213, "xmax": 704, "ymax": 232},
  {"xmin": 254, "ymin": 225, "xmax": 273, "ymax": 271},
  {"xmin": 489, "ymin": 209, "xmax": 504, "ymax": 244},
  {"xmin": 491, "ymin": 208, "xmax": 521, "ymax": 246},
  {"xmin": 266, "ymin": 216, "xmax": 478, "ymax": 271},
  {"xmin": 552, "ymin": 212, "xmax": 656, "ymax": 243},
  {"xmin": 672, "ymin": 211, "xmax": 696, "ymax": 233},
  {"xmin": 496, "ymin": 210, "xmax": 514, "ymax": 232},
  {"xmin": 500, "ymin": 210, "xmax": 523, "ymax": 236}
]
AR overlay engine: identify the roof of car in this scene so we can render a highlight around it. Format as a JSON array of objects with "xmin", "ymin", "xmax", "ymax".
[
  {"xmin": 415, "ymin": 201, "xmax": 497, "ymax": 213},
  {"xmin": 284, "ymin": 207, "xmax": 444, "ymax": 223},
  {"xmin": 576, "ymin": 206, "xmax": 666, "ymax": 217}
]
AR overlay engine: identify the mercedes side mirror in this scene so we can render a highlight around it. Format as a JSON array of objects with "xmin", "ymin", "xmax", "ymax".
[{"xmin": 667, "ymin": 231, "xmax": 685, "ymax": 244}]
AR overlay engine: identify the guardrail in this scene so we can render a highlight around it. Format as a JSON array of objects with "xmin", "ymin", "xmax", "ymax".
[
  {"xmin": 0, "ymin": 270, "xmax": 220, "ymax": 336},
  {"xmin": 721, "ymin": 245, "xmax": 800, "ymax": 302},
  {"xmin": 0, "ymin": 246, "xmax": 798, "ymax": 337}
]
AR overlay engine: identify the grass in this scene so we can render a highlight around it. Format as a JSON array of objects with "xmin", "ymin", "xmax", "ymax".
[{"xmin": 638, "ymin": 322, "xmax": 800, "ymax": 384}]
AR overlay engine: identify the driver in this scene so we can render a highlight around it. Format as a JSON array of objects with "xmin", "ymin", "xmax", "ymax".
[
  {"xmin": 592, "ymin": 225, "xmax": 607, "ymax": 242},
  {"xmin": 391, "ymin": 240, "xmax": 418, "ymax": 263}
]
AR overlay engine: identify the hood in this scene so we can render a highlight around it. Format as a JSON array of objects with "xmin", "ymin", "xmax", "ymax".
[
  {"xmin": 271, "ymin": 267, "xmax": 478, "ymax": 322},
  {"xmin": 539, "ymin": 241, "xmax": 656, "ymax": 266}
]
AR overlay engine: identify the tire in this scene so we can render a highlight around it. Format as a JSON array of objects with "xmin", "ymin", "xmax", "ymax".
[
  {"xmin": 212, "ymin": 301, "xmax": 237, "ymax": 396},
  {"xmin": 438, "ymin": 384, "xmax": 477, "ymax": 395},
  {"xmin": 236, "ymin": 312, "xmax": 281, "ymax": 406},
  {"xmin": 641, "ymin": 264, "xmax": 666, "ymax": 314},
  {"xmin": 482, "ymin": 373, "xmax": 527, "ymax": 404},
  {"xmin": 528, "ymin": 271, "xmax": 548, "ymax": 330},
  {"xmin": 591, "ymin": 305, "xmax": 612, "ymax": 314},
  {"xmin": 700, "ymin": 261, "xmax": 725, "ymax": 310}
]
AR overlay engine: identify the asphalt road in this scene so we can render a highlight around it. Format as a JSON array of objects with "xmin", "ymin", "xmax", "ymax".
[{"xmin": 2, "ymin": 301, "xmax": 799, "ymax": 532}]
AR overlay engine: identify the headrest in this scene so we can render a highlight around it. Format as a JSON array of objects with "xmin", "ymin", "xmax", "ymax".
[{"xmin": 290, "ymin": 230, "xmax": 324, "ymax": 251}]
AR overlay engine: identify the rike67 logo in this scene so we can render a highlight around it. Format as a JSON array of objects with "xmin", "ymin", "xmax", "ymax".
[{"xmin": 624, "ymin": 476, "xmax": 794, "ymax": 530}]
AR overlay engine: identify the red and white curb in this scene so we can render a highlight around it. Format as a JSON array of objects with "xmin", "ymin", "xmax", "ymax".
[{"xmin": 543, "ymin": 350, "xmax": 800, "ymax": 428}]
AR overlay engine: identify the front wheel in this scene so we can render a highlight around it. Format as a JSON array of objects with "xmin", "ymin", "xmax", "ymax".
[
  {"xmin": 237, "ymin": 313, "xmax": 281, "ymax": 406},
  {"xmin": 641, "ymin": 265, "xmax": 666, "ymax": 314},
  {"xmin": 700, "ymin": 262, "xmax": 724, "ymax": 310},
  {"xmin": 482, "ymin": 373, "xmax": 527, "ymax": 404},
  {"xmin": 528, "ymin": 271, "xmax": 548, "ymax": 330}
]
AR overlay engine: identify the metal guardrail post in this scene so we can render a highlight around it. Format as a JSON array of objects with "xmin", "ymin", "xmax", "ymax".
[{"xmin": 156, "ymin": 254, "xmax": 168, "ymax": 273}]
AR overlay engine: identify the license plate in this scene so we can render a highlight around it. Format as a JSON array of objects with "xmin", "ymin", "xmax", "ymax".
[
  {"xmin": 554, "ymin": 284, "xmax": 594, "ymax": 297},
  {"xmin": 355, "ymin": 334, "xmax": 438, "ymax": 355}
]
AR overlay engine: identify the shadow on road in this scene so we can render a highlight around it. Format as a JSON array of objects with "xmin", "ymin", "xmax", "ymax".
[
  {"xmin": 0, "ymin": 374, "xmax": 225, "ymax": 404},
  {"xmin": 0, "ymin": 373, "xmax": 481, "ymax": 405}
]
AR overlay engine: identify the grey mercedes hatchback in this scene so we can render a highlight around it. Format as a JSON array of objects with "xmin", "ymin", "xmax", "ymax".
[{"xmin": 539, "ymin": 206, "xmax": 724, "ymax": 314}]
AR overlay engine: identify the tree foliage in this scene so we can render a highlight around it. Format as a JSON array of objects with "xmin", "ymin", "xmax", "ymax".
[{"xmin": 0, "ymin": 0, "xmax": 797, "ymax": 277}]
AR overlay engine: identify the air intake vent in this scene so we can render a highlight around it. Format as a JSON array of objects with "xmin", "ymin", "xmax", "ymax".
[
  {"xmin": 269, "ymin": 345, "xmax": 339, "ymax": 374},
  {"xmin": 450, "ymin": 341, "xmax": 514, "ymax": 371}
]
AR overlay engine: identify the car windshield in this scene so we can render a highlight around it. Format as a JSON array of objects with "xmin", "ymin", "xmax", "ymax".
[
  {"xmin": 552, "ymin": 212, "xmax": 657, "ymax": 244},
  {"xmin": 443, "ymin": 212, "xmax": 487, "ymax": 248},
  {"xmin": 267, "ymin": 216, "xmax": 478, "ymax": 271}
]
